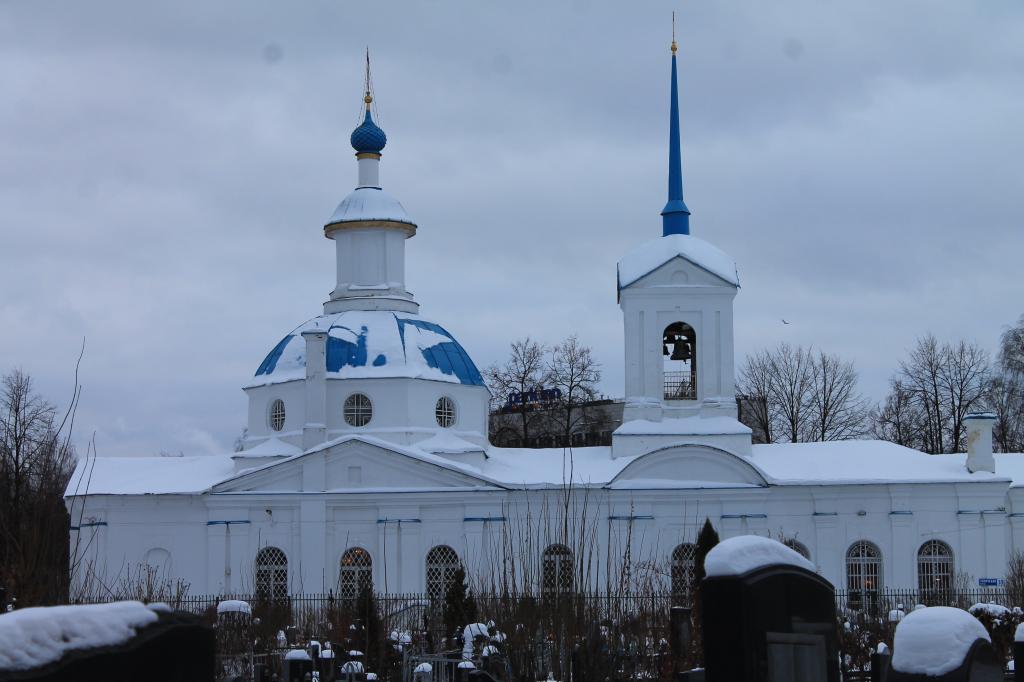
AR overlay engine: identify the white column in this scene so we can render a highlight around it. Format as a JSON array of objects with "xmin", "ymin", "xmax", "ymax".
[{"xmin": 302, "ymin": 330, "xmax": 328, "ymax": 451}]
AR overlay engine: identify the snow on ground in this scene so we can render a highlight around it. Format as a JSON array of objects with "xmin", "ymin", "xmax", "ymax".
[
  {"xmin": 617, "ymin": 233, "xmax": 740, "ymax": 288},
  {"xmin": 891, "ymin": 606, "xmax": 990, "ymax": 676},
  {"xmin": 0, "ymin": 601, "xmax": 161, "ymax": 671},
  {"xmin": 704, "ymin": 535, "xmax": 814, "ymax": 578}
]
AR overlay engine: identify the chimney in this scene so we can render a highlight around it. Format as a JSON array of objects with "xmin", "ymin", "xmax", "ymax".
[
  {"xmin": 965, "ymin": 412, "xmax": 997, "ymax": 474},
  {"xmin": 302, "ymin": 329, "xmax": 328, "ymax": 451}
]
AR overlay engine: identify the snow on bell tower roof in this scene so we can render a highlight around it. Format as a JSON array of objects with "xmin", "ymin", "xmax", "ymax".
[{"xmin": 617, "ymin": 233, "xmax": 739, "ymax": 289}]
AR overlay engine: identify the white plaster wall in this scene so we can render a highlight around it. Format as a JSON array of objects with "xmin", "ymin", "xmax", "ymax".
[{"xmin": 71, "ymin": 479, "xmax": 1017, "ymax": 598}]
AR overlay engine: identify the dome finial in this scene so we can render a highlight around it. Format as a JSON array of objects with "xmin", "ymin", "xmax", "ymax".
[
  {"xmin": 363, "ymin": 47, "xmax": 373, "ymax": 109},
  {"xmin": 351, "ymin": 48, "xmax": 387, "ymax": 155}
]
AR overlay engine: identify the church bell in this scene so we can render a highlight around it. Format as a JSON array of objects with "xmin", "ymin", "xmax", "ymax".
[{"xmin": 670, "ymin": 337, "xmax": 691, "ymax": 361}]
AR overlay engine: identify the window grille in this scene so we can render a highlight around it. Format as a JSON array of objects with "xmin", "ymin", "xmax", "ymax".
[
  {"xmin": 671, "ymin": 543, "xmax": 697, "ymax": 603},
  {"xmin": 425, "ymin": 545, "xmax": 462, "ymax": 600},
  {"xmin": 255, "ymin": 546, "xmax": 288, "ymax": 600},
  {"xmin": 542, "ymin": 544, "xmax": 574, "ymax": 597},
  {"xmin": 917, "ymin": 540, "xmax": 954, "ymax": 602},
  {"xmin": 344, "ymin": 394, "xmax": 373, "ymax": 427},
  {"xmin": 269, "ymin": 399, "xmax": 286, "ymax": 431},
  {"xmin": 846, "ymin": 541, "xmax": 882, "ymax": 611},
  {"xmin": 339, "ymin": 547, "xmax": 372, "ymax": 599},
  {"xmin": 435, "ymin": 397, "xmax": 456, "ymax": 428}
]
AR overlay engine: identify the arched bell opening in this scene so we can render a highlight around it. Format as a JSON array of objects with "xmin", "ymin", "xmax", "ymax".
[{"xmin": 663, "ymin": 322, "xmax": 697, "ymax": 400}]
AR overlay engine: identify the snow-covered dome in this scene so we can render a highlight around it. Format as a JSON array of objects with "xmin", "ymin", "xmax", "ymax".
[
  {"xmin": 250, "ymin": 310, "xmax": 484, "ymax": 387},
  {"xmin": 327, "ymin": 187, "xmax": 414, "ymax": 227}
]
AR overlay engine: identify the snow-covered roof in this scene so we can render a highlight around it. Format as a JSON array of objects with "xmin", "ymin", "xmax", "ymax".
[
  {"xmin": 618, "ymin": 234, "xmax": 739, "ymax": 289},
  {"xmin": 0, "ymin": 601, "xmax": 162, "ymax": 671},
  {"xmin": 327, "ymin": 187, "xmax": 414, "ymax": 227},
  {"xmin": 615, "ymin": 416, "xmax": 751, "ymax": 436},
  {"xmin": 64, "ymin": 436, "xmax": 1024, "ymax": 498},
  {"xmin": 749, "ymin": 441, "xmax": 1012, "ymax": 486},
  {"xmin": 248, "ymin": 310, "xmax": 485, "ymax": 388},
  {"xmin": 704, "ymin": 535, "xmax": 815, "ymax": 578},
  {"xmin": 65, "ymin": 454, "xmax": 236, "ymax": 496}
]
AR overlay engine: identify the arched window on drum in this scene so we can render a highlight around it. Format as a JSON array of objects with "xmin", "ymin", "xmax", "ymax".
[{"xmin": 663, "ymin": 322, "xmax": 697, "ymax": 400}]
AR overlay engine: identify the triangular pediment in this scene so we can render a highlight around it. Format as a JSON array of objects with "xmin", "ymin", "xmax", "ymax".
[
  {"xmin": 627, "ymin": 254, "xmax": 738, "ymax": 289},
  {"xmin": 212, "ymin": 437, "xmax": 502, "ymax": 494}
]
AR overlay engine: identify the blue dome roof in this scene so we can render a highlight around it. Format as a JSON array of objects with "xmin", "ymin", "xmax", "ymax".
[
  {"xmin": 250, "ymin": 311, "xmax": 484, "ymax": 387},
  {"xmin": 350, "ymin": 110, "xmax": 387, "ymax": 154}
]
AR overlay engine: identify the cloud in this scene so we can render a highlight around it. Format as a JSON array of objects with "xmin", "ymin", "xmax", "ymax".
[{"xmin": 1, "ymin": 1, "xmax": 1022, "ymax": 455}]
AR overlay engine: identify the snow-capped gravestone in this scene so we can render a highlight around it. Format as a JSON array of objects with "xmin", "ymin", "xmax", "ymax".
[
  {"xmin": 284, "ymin": 648, "xmax": 313, "ymax": 682},
  {"xmin": 889, "ymin": 606, "xmax": 1000, "ymax": 682},
  {"xmin": 699, "ymin": 535, "xmax": 839, "ymax": 682},
  {"xmin": 0, "ymin": 601, "xmax": 213, "ymax": 681}
]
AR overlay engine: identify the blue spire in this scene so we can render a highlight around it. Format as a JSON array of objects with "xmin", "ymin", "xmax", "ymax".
[{"xmin": 661, "ymin": 39, "xmax": 690, "ymax": 236}]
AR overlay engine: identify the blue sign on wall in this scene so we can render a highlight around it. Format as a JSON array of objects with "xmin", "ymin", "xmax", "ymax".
[{"xmin": 978, "ymin": 578, "xmax": 1002, "ymax": 587}]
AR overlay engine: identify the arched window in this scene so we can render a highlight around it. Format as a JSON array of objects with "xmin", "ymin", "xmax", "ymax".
[
  {"xmin": 255, "ymin": 546, "xmax": 288, "ymax": 600},
  {"xmin": 344, "ymin": 393, "xmax": 373, "ymax": 427},
  {"xmin": 425, "ymin": 545, "xmax": 462, "ymax": 600},
  {"xmin": 542, "ymin": 544, "xmax": 574, "ymax": 597},
  {"xmin": 784, "ymin": 539, "xmax": 811, "ymax": 561},
  {"xmin": 671, "ymin": 543, "xmax": 697, "ymax": 604},
  {"xmin": 918, "ymin": 540, "xmax": 954, "ymax": 602},
  {"xmin": 846, "ymin": 541, "xmax": 882, "ymax": 611},
  {"xmin": 340, "ymin": 547, "xmax": 373, "ymax": 599},
  {"xmin": 435, "ymin": 396, "xmax": 457, "ymax": 428},
  {"xmin": 663, "ymin": 322, "xmax": 697, "ymax": 400},
  {"xmin": 268, "ymin": 399, "xmax": 286, "ymax": 431}
]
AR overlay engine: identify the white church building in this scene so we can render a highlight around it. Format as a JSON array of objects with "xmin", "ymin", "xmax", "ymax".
[{"xmin": 66, "ymin": 43, "xmax": 1024, "ymax": 604}]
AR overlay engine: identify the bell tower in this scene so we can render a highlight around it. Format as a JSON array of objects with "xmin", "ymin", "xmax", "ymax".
[{"xmin": 611, "ymin": 24, "xmax": 751, "ymax": 459}]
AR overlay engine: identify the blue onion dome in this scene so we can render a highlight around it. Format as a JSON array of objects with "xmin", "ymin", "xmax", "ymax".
[{"xmin": 350, "ymin": 106, "xmax": 387, "ymax": 154}]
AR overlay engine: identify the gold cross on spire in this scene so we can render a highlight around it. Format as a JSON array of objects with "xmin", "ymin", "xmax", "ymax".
[
  {"xmin": 364, "ymin": 47, "xmax": 373, "ymax": 109},
  {"xmin": 671, "ymin": 12, "xmax": 678, "ymax": 54}
]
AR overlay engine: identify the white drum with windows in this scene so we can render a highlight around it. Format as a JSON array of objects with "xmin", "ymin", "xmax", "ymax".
[
  {"xmin": 435, "ymin": 396, "xmax": 456, "ymax": 428},
  {"xmin": 343, "ymin": 393, "xmax": 373, "ymax": 427},
  {"xmin": 268, "ymin": 399, "xmax": 286, "ymax": 431}
]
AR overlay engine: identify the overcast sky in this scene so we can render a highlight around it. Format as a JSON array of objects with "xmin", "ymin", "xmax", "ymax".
[{"xmin": 2, "ymin": 1, "xmax": 1022, "ymax": 457}]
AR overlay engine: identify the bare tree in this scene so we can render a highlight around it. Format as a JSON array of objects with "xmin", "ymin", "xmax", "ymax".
[
  {"xmin": 877, "ymin": 334, "xmax": 991, "ymax": 453},
  {"xmin": 989, "ymin": 316, "xmax": 1024, "ymax": 452},
  {"xmin": 768, "ymin": 343, "xmax": 815, "ymax": 443},
  {"xmin": 737, "ymin": 350, "xmax": 775, "ymax": 444},
  {"xmin": 870, "ymin": 379, "xmax": 927, "ymax": 448},
  {"xmin": 807, "ymin": 350, "xmax": 868, "ymax": 441},
  {"xmin": 485, "ymin": 338, "xmax": 549, "ymax": 445},
  {"xmin": 547, "ymin": 335, "xmax": 601, "ymax": 442},
  {"xmin": 1, "ymin": 369, "xmax": 78, "ymax": 605}
]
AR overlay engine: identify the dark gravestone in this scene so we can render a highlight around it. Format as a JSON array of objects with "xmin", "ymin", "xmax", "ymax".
[
  {"xmin": 1015, "ymin": 641, "xmax": 1024, "ymax": 682},
  {"xmin": 0, "ymin": 609, "xmax": 214, "ymax": 682},
  {"xmin": 284, "ymin": 651, "xmax": 314, "ymax": 682},
  {"xmin": 888, "ymin": 639, "xmax": 1001, "ymax": 682},
  {"xmin": 700, "ymin": 563, "xmax": 839, "ymax": 682}
]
